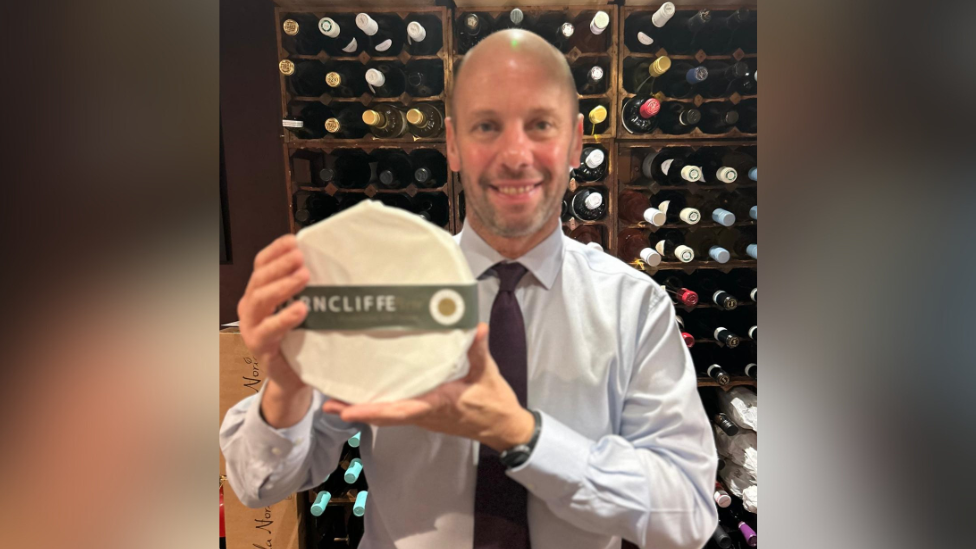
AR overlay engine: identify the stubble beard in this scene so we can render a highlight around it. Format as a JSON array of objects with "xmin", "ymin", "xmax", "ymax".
[{"xmin": 464, "ymin": 168, "xmax": 567, "ymax": 238}]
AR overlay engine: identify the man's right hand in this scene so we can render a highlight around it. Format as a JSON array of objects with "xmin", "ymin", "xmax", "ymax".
[{"xmin": 238, "ymin": 234, "xmax": 312, "ymax": 428}]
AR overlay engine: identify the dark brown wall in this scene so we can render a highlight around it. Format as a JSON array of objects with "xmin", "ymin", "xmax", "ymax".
[{"xmin": 220, "ymin": 0, "xmax": 290, "ymax": 325}]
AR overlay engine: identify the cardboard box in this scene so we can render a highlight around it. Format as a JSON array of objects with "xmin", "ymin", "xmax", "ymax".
[{"xmin": 220, "ymin": 327, "xmax": 305, "ymax": 549}]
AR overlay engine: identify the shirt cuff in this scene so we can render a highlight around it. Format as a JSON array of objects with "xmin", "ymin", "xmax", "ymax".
[
  {"xmin": 506, "ymin": 410, "xmax": 593, "ymax": 501},
  {"xmin": 240, "ymin": 382, "xmax": 317, "ymax": 468}
]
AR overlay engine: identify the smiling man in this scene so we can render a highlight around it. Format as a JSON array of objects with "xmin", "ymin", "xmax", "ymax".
[{"xmin": 221, "ymin": 30, "xmax": 718, "ymax": 549}]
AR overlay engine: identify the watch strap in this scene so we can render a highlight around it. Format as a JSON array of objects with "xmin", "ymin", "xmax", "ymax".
[{"xmin": 499, "ymin": 409, "xmax": 542, "ymax": 469}]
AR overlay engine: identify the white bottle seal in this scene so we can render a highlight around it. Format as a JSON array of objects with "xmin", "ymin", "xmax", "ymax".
[
  {"xmin": 365, "ymin": 68, "xmax": 386, "ymax": 87},
  {"xmin": 407, "ymin": 21, "xmax": 427, "ymax": 43},
  {"xmin": 356, "ymin": 13, "xmax": 379, "ymax": 36},
  {"xmin": 584, "ymin": 148, "xmax": 605, "ymax": 169},
  {"xmin": 583, "ymin": 192, "xmax": 604, "ymax": 210}
]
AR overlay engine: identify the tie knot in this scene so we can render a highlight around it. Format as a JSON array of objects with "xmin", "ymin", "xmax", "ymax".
[{"xmin": 493, "ymin": 262, "xmax": 528, "ymax": 292}]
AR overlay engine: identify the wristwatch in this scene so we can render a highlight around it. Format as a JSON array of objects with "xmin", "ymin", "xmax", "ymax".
[{"xmin": 499, "ymin": 409, "xmax": 542, "ymax": 469}]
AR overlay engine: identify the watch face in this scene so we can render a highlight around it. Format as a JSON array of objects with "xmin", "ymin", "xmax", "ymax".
[{"xmin": 500, "ymin": 444, "xmax": 532, "ymax": 469}]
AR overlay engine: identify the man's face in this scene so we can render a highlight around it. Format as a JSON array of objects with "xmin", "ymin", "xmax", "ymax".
[{"xmin": 446, "ymin": 53, "xmax": 582, "ymax": 238}]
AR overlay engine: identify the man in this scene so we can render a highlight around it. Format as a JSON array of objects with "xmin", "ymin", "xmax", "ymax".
[{"xmin": 221, "ymin": 30, "xmax": 718, "ymax": 549}]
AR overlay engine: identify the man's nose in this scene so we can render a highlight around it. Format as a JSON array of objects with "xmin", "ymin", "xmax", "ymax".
[{"xmin": 498, "ymin": 124, "xmax": 532, "ymax": 172}]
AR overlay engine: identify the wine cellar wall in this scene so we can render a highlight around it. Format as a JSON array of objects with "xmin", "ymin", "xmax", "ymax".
[{"xmin": 268, "ymin": 3, "xmax": 757, "ymax": 549}]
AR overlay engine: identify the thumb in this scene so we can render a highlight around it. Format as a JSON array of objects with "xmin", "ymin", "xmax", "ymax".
[{"xmin": 465, "ymin": 322, "xmax": 492, "ymax": 379}]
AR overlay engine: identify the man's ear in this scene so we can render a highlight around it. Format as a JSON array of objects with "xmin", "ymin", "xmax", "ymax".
[{"xmin": 445, "ymin": 117, "xmax": 462, "ymax": 173}]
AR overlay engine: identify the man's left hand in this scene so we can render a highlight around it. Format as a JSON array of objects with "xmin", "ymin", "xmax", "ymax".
[{"xmin": 321, "ymin": 323, "xmax": 535, "ymax": 452}]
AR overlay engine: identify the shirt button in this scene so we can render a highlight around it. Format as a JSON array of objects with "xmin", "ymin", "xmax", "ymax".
[
  {"xmin": 271, "ymin": 447, "xmax": 282, "ymax": 456},
  {"xmin": 294, "ymin": 437, "xmax": 304, "ymax": 445}
]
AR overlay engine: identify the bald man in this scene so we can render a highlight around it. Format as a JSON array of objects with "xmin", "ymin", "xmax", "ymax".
[{"xmin": 221, "ymin": 30, "xmax": 718, "ymax": 549}]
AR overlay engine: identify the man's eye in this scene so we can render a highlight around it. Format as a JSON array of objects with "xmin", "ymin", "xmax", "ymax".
[
  {"xmin": 475, "ymin": 122, "xmax": 495, "ymax": 133},
  {"xmin": 534, "ymin": 121, "xmax": 553, "ymax": 131}
]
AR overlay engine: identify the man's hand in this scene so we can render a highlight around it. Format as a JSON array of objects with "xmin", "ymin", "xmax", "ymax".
[
  {"xmin": 321, "ymin": 323, "xmax": 535, "ymax": 452},
  {"xmin": 238, "ymin": 234, "xmax": 312, "ymax": 428}
]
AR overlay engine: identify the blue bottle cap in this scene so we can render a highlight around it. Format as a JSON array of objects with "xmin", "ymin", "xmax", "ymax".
[{"xmin": 311, "ymin": 491, "xmax": 332, "ymax": 517}]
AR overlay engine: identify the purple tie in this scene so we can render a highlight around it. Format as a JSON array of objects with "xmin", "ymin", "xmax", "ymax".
[{"xmin": 473, "ymin": 262, "xmax": 530, "ymax": 549}]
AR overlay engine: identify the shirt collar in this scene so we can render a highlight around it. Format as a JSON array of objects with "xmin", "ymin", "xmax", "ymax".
[{"xmin": 457, "ymin": 219, "xmax": 564, "ymax": 290}]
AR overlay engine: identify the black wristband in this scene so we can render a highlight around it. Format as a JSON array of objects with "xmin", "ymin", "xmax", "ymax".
[{"xmin": 499, "ymin": 409, "xmax": 542, "ymax": 470}]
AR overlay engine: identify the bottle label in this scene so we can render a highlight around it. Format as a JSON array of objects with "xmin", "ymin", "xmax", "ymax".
[
  {"xmin": 660, "ymin": 158, "xmax": 674, "ymax": 175},
  {"xmin": 657, "ymin": 200, "xmax": 670, "ymax": 214},
  {"xmin": 291, "ymin": 284, "xmax": 479, "ymax": 331},
  {"xmin": 342, "ymin": 38, "xmax": 358, "ymax": 53},
  {"xmin": 655, "ymin": 240, "xmax": 666, "ymax": 256},
  {"xmin": 282, "ymin": 19, "xmax": 299, "ymax": 36},
  {"xmin": 652, "ymin": 3, "xmax": 676, "ymax": 27},
  {"xmin": 375, "ymin": 39, "xmax": 393, "ymax": 52},
  {"xmin": 637, "ymin": 32, "xmax": 654, "ymax": 46},
  {"xmin": 282, "ymin": 120, "xmax": 304, "ymax": 128}
]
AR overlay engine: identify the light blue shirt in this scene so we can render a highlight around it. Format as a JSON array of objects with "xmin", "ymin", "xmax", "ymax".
[{"xmin": 219, "ymin": 221, "xmax": 718, "ymax": 549}]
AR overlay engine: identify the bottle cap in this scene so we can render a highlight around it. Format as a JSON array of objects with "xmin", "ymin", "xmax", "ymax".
[
  {"xmin": 407, "ymin": 21, "xmax": 427, "ymax": 43},
  {"xmin": 278, "ymin": 59, "xmax": 295, "ymax": 75},
  {"xmin": 282, "ymin": 119, "xmax": 304, "ymax": 128},
  {"xmin": 355, "ymin": 13, "xmax": 378, "ymax": 36},
  {"xmin": 717, "ymin": 167, "xmax": 737, "ymax": 183},
  {"xmin": 585, "ymin": 241, "xmax": 604, "ymax": 252},
  {"xmin": 465, "ymin": 14, "xmax": 480, "ymax": 31},
  {"xmin": 711, "ymin": 208, "xmax": 735, "ymax": 226},
  {"xmin": 326, "ymin": 72, "xmax": 342, "ymax": 88},
  {"xmin": 294, "ymin": 209, "xmax": 311, "ymax": 224},
  {"xmin": 406, "ymin": 108, "xmax": 426, "ymax": 126},
  {"xmin": 588, "ymin": 105, "xmax": 608, "ymax": 124},
  {"xmin": 324, "ymin": 118, "xmax": 341, "ymax": 133},
  {"xmin": 652, "ymin": 2, "xmax": 676, "ymax": 27},
  {"xmin": 679, "ymin": 207, "xmax": 700, "ymax": 225},
  {"xmin": 686, "ymin": 66, "xmax": 708, "ymax": 84},
  {"xmin": 637, "ymin": 31, "xmax": 654, "ymax": 46},
  {"xmin": 353, "ymin": 490, "xmax": 368, "ymax": 517},
  {"xmin": 635, "ymin": 98, "xmax": 659, "ymax": 120},
  {"xmin": 708, "ymin": 246, "xmax": 730, "ymax": 263},
  {"xmin": 509, "ymin": 8, "xmax": 524, "ymax": 25},
  {"xmin": 675, "ymin": 245, "xmax": 695, "ymax": 263},
  {"xmin": 680, "ymin": 108, "xmax": 702, "ymax": 126},
  {"xmin": 362, "ymin": 110, "xmax": 384, "ymax": 126},
  {"xmin": 749, "ymin": 205, "xmax": 757, "ymax": 220},
  {"xmin": 714, "ymin": 290, "xmax": 737, "ymax": 310},
  {"xmin": 584, "ymin": 148, "xmax": 605, "ymax": 169},
  {"xmin": 754, "ymin": 69, "xmax": 758, "ymax": 82},
  {"xmin": 748, "ymin": 167, "xmax": 757, "ymax": 181},
  {"xmin": 379, "ymin": 170, "xmax": 396, "ymax": 186},
  {"xmin": 680, "ymin": 332, "xmax": 695, "ymax": 347},
  {"xmin": 749, "ymin": 325, "xmax": 757, "ymax": 340},
  {"xmin": 310, "ymin": 491, "xmax": 332, "ymax": 516},
  {"xmin": 745, "ymin": 363, "xmax": 757, "ymax": 378},
  {"xmin": 583, "ymin": 192, "xmax": 604, "ymax": 210},
  {"xmin": 590, "ymin": 11, "xmax": 610, "ymax": 34},
  {"xmin": 643, "ymin": 208, "xmax": 666, "ymax": 226},
  {"xmin": 677, "ymin": 288, "xmax": 698, "ymax": 306},
  {"xmin": 649, "ymin": 56, "xmax": 671, "ymax": 77},
  {"xmin": 319, "ymin": 168, "xmax": 335, "ymax": 181},
  {"xmin": 560, "ymin": 23, "xmax": 575, "ymax": 38},
  {"xmin": 318, "ymin": 17, "xmax": 340, "ymax": 38},
  {"xmin": 588, "ymin": 66, "xmax": 605, "ymax": 82},
  {"xmin": 282, "ymin": 19, "xmax": 300, "ymax": 36},
  {"xmin": 746, "ymin": 243, "xmax": 757, "ymax": 259},
  {"xmin": 365, "ymin": 68, "xmax": 386, "ymax": 87},
  {"xmin": 724, "ymin": 111, "xmax": 740, "ymax": 125},
  {"xmin": 731, "ymin": 62, "xmax": 748, "ymax": 79},
  {"xmin": 415, "ymin": 167, "xmax": 431, "ymax": 183},
  {"xmin": 681, "ymin": 165, "xmax": 702, "ymax": 182},
  {"xmin": 639, "ymin": 248, "xmax": 662, "ymax": 267},
  {"xmin": 714, "ymin": 491, "xmax": 732, "ymax": 508}
]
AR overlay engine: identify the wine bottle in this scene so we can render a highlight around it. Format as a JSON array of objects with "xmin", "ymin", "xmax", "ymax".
[
  {"xmin": 324, "ymin": 149, "xmax": 372, "ymax": 189},
  {"xmin": 323, "ymin": 62, "xmax": 368, "ymax": 98},
  {"xmin": 570, "ymin": 188, "xmax": 606, "ymax": 221},
  {"xmin": 736, "ymin": 59, "xmax": 758, "ymax": 96},
  {"xmin": 375, "ymin": 150, "xmax": 413, "ymax": 189},
  {"xmin": 362, "ymin": 104, "xmax": 408, "ymax": 138},
  {"xmin": 698, "ymin": 359, "xmax": 731, "ymax": 386},
  {"xmin": 582, "ymin": 102, "xmax": 609, "ymax": 135},
  {"xmin": 685, "ymin": 229, "xmax": 732, "ymax": 263},
  {"xmin": 294, "ymin": 193, "xmax": 339, "ymax": 227},
  {"xmin": 655, "ymin": 190, "xmax": 701, "ymax": 225},
  {"xmin": 675, "ymin": 315, "xmax": 695, "ymax": 347},
  {"xmin": 623, "ymin": 56, "xmax": 671, "ymax": 95},
  {"xmin": 618, "ymin": 228, "xmax": 662, "ymax": 267},
  {"xmin": 713, "ymin": 413, "xmax": 740, "ymax": 438},
  {"xmin": 701, "ymin": 61, "xmax": 748, "ymax": 99},
  {"xmin": 711, "ymin": 522, "xmax": 733, "ymax": 549},
  {"xmin": 668, "ymin": 9, "xmax": 712, "ymax": 55},
  {"xmin": 619, "ymin": 191, "xmax": 666, "ymax": 226},
  {"xmin": 623, "ymin": 2, "xmax": 675, "ymax": 53},
  {"xmin": 561, "ymin": 193, "xmax": 572, "ymax": 222},
  {"xmin": 281, "ymin": 13, "xmax": 325, "ymax": 55},
  {"xmin": 620, "ymin": 96, "xmax": 661, "ymax": 135},
  {"xmin": 692, "ymin": 196, "xmax": 736, "ymax": 227},
  {"xmin": 355, "ymin": 13, "xmax": 406, "ymax": 56},
  {"xmin": 570, "ymin": 10, "xmax": 611, "ymax": 53},
  {"xmin": 575, "ymin": 146, "xmax": 608, "ymax": 182},
  {"xmin": 714, "ymin": 480, "xmax": 733, "ymax": 508},
  {"xmin": 282, "ymin": 102, "xmax": 333, "ymax": 140},
  {"xmin": 406, "ymin": 103, "xmax": 444, "ymax": 138},
  {"xmin": 657, "ymin": 101, "xmax": 702, "ymax": 135},
  {"xmin": 405, "ymin": 59, "xmax": 444, "ymax": 97},
  {"xmin": 404, "ymin": 14, "xmax": 443, "ymax": 56},
  {"xmin": 716, "ymin": 194, "xmax": 755, "ymax": 222},
  {"xmin": 336, "ymin": 193, "xmax": 368, "ymax": 212},
  {"xmin": 720, "ymin": 500, "xmax": 757, "ymax": 547},
  {"xmin": 722, "ymin": 226, "xmax": 757, "ymax": 260},
  {"xmin": 376, "ymin": 193, "xmax": 412, "ymax": 213},
  {"xmin": 744, "ymin": 362, "xmax": 757, "ymax": 379},
  {"xmin": 456, "ymin": 12, "xmax": 493, "ymax": 54},
  {"xmin": 688, "ymin": 148, "xmax": 738, "ymax": 186},
  {"xmin": 661, "ymin": 275, "xmax": 699, "ymax": 307},
  {"xmin": 324, "ymin": 104, "xmax": 369, "ymax": 139},
  {"xmin": 654, "ymin": 229, "xmax": 695, "ymax": 263},
  {"xmin": 658, "ymin": 61, "xmax": 708, "ymax": 99},
  {"xmin": 698, "ymin": 102, "xmax": 740, "ymax": 134},
  {"xmin": 654, "ymin": 149, "xmax": 703, "ymax": 185},
  {"xmin": 282, "ymin": 60, "xmax": 330, "ymax": 97},
  {"xmin": 689, "ymin": 311, "xmax": 741, "ymax": 348},
  {"xmin": 736, "ymin": 98, "xmax": 757, "ymax": 134},
  {"xmin": 693, "ymin": 271, "xmax": 738, "ymax": 310},
  {"xmin": 317, "ymin": 14, "xmax": 364, "ymax": 57},
  {"xmin": 536, "ymin": 12, "xmax": 575, "ymax": 53},
  {"xmin": 730, "ymin": 269, "xmax": 757, "ymax": 303},
  {"xmin": 699, "ymin": 9, "xmax": 752, "ymax": 56},
  {"xmin": 364, "ymin": 62, "xmax": 406, "ymax": 98},
  {"xmin": 494, "ymin": 8, "xmax": 535, "ymax": 32},
  {"xmin": 411, "ymin": 193, "xmax": 450, "ymax": 227},
  {"xmin": 409, "ymin": 149, "xmax": 447, "ymax": 188},
  {"xmin": 573, "ymin": 64, "xmax": 607, "ymax": 96},
  {"xmin": 570, "ymin": 225, "xmax": 605, "ymax": 251}
]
